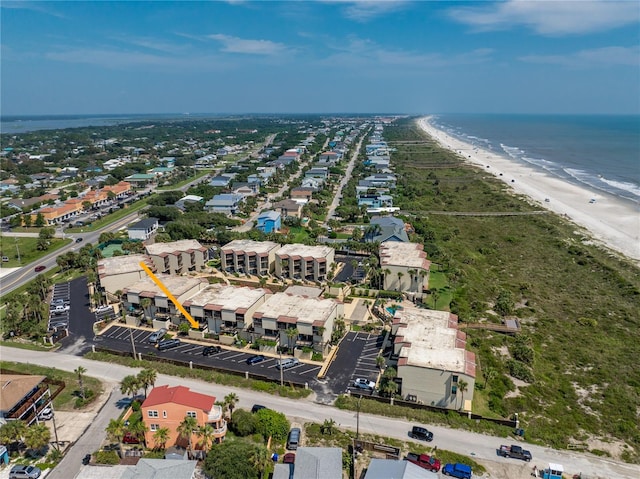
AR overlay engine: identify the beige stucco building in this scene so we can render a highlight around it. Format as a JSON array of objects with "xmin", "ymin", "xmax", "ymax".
[
  {"xmin": 275, "ymin": 244, "xmax": 334, "ymax": 282},
  {"xmin": 391, "ymin": 307, "xmax": 476, "ymax": 410},
  {"xmin": 220, "ymin": 239, "xmax": 280, "ymax": 276},
  {"xmin": 145, "ymin": 240, "xmax": 208, "ymax": 275},
  {"xmin": 380, "ymin": 242, "xmax": 430, "ymax": 295},
  {"xmin": 97, "ymin": 254, "xmax": 156, "ymax": 295},
  {"xmin": 183, "ymin": 284, "xmax": 269, "ymax": 337},
  {"xmin": 123, "ymin": 275, "xmax": 208, "ymax": 325},
  {"xmin": 253, "ymin": 293, "xmax": 343, "ymax": 353}
]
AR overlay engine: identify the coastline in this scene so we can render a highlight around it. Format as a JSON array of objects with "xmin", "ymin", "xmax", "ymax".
[{"xmin": 417, "ymin": 116, "xmax": 640, "ymax": 262}]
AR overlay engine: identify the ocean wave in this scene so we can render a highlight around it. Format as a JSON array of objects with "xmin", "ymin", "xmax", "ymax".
[
  {"xmin": 565, "ymin": 168, "xmax": 640, "ymax": 201},
  {"xmin": 599, "ymin": 177, "xmax": 640, "ymax": 198},
  {"xmin": 500, "ymin": 144, "xmax": 525, "ymax": 159}
]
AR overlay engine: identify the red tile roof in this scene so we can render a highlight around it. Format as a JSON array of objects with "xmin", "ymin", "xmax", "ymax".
[{"xmin": 142, "ymin": 385, "xmax": 216, "ymax": 411}]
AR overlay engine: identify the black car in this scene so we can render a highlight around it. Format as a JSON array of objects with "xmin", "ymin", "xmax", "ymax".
[
  {"xmin": 251, "ymin": 404, "xmax": 267, "ymax": 414},
  {"xmin": 82, "ymin": 454, "xmax": 91, "ymax": 465},
  {"xmin": 75, "ymin": 237, "xmax": 83, "ymax": 243},
  {"xmin": 409, "ymin": 426, "xmax": 434, "ymax": 441},
  {"xmin": 246, "ymin": 354, "xmax": 266, "ymax": 365},
  {"xmin": 202, "ymin": 345, "xmax": 222, "ymax": 356}
]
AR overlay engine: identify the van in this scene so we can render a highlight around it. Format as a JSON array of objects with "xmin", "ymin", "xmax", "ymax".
[
  {"xmin": 2, "ymin": 256, "xmax": 9, "ymax": 262},
  {"xmin": 276, "ymin": 358, "xmax": 300, "ymax": 370},
  {"xmin": 148, "ymin": 328, "xmax": 167, "ymax": 344},
  {"xmin": 441, "ymin": 463, "xmax": 472, "ymax": 479},
  {"xmin": 157, "ymin": 338, "xmax": 180, "ymax": 351},
  {"xmin": 286, "ymin": 427, "xmax": 301, "ymax": 450}
]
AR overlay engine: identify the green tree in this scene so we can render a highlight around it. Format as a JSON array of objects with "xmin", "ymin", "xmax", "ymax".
[
  {"xmin": 458, "ymin": 379, "xmax": 469, "ymax": 410},
  {"xmin": 321, "ymin": 418, "xmax": 336, "ymax": 435},
  {"xmin": 39, "ymin": 227, "xmax": 55, "ymax": 240},
  {"xmin": 230, "ymin": 409, "xmax": 256, "ymax": 437},
  {"xmin": 196, "ymin": 424, "xmax": 216, "ymax": 453},
  {"xmin": 140, "ymin": 298, "xmax": 152, "ymax": 323},
  {"xmin": 23, "ymin": 214, "xmax": 32, "ymax": 227},
  {"xmin": 137, "ymin": 368, "xmax": 157, "ymax": 398},
  {"xmin": 75, "ymin": 366, "xmax": 87, "ymax": 400},
  {"xmin": 495, "ymin": 289, "xmax": 514, "ymax": 316},
  {"xmin": 34, "ymin": 213, "xmax": 46, "ymax": 227},
  {"xmin": 251, "ymin": 445, "xmax": 272, "ymax": 479},
  {"xmin": 120, "ymin": 374, "xmax": 140, "ymax": 398},
  {"xmin": 152, "ymin": 427, "xmax": 170, "ymax": 450},
  {"xmin": 106, "ymin": 419, "xmax": 125, "ymax": 449},
  {"xmin": 254, "ymin": 408, "xmax": 290, "ymax": 441},
  {"xmin": 224, "ymin": 393, "xmax": 239, "ymax": 422},
  {"xmin": 203, "ymin": 441, "xmax": 261, "ymax": 479},
  {"xmin": 177, "ymin": 415, "xmax": 198, "ymax": 453},
  {"xmin": 24, "ymin": 423, "xmax": 51, "ymax": 454},
  {"xmin": 0, "ymin": 420, "xmax": 27, "ymax": 445},
  {"xmin": 285, "ymin": 327, "xmax": 298, "ymax": 353}
]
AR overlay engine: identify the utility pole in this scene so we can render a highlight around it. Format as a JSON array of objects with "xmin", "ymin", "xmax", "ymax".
[
  {"xmin": 129, "ymin": 328, "xmax": 137, "ymax": 359},
  {"xmin": 15, "ymin": 237, "xmax": 21, "ymax": 264},
  {"xmin": 356, "ymin": 395, "xmax": 361, "ymax": 440},
  {"xmin": 279, "ymin": 350, "xmax": 284, "ymax": 387}
]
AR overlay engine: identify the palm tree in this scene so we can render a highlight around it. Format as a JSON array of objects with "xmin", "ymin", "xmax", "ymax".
[
  {"xmin": 432, "ymin": 291, "xmax": 440, "ymax": 310},
  {"xmin": 106, "ymin": 418, "xmax": 125, "ymax": 449},
  {"xmin": 24, "ymin": 423, "xmax": 51, "ymax": 456},
  {"xmin": 375, "ymin": 355, "xmax": 385, "ymax": 370},
  {"xmin": 407, "ymin": 269, "xmax": 417, "ymax": 290},
  {"xmin": 137, "ymin": 368, "xmax": 157, "ymax": 398},
  {"xmin": 224, "ymin": 393, "xmax": 239, "ymax": 422},
  {"xmin": 152, "ymin": 427, "xmax": 170, "ymax": 451},
  {"xmin": 177, "ymin": 415, "xmax": 198, "ymax": 453},
  {"xmin": 396, "ymin": 271, "xmax": 404, "ymax": 290},
  {"xmin": 484, "ymin": 367, "xmax": 497, "ymax": 388},
  {"xmin": 0, "ymin": 420, "xmax": 27, "ymax": 446},
  {"xmin": 285, "ymin": 327, "xmax": 298, "ymax": 353},
  {"xmin": 129, "ymin": 420, "xmax": 148, "ymax": 446},
  {"xmin": 140, "ymin": 298, "xmax": 152, "ymax": 323},
  {"xmin": 251, "ymin": 445, "xmax": 272, "ymax": 479},
  {"xmin": 321, "ymin": 418, "xmax": 336, "ymax": 435},
  {"xmin": 383, "ymin": 268, "xmax": 391, "ymax": 289},
  {"xmin": 75, "ymin": 366, "xmax": 87, "ymax": 400},
  {"xmin": 120, "ymin": 374, "xmax": 140, "ymax": 398},
  {"xmin": 196, "ymin": 424, "xmax": 216, "ymax": 453},
  {"xmin": 458, "ymin": 379, "xmax": 469, "ymax": 410}
]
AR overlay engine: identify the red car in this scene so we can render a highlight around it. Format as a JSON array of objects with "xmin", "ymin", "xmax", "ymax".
[
  {"xmin": 283, "ymin": 453, "xmax": 296, "ymax": 464},
  {"xmin": 34, "ymin": 265, "xmax": 46, "ymax": 273},
  {"xmin": 122, "ymin": 432, "xmax": 140, "ymax": 444}
]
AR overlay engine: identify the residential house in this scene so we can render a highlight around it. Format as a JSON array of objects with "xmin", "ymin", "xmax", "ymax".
[
  {"xmin": 290, "ymin": 187, "xmax": 315, "ymax": 202},
  {"xmin": 275, "ymin": 243, "xmax": 335, "ymax": 282},
  {"xmin": 231, "ymin": 182, "xmax": 259, "ymax": 198},
  {"xmin": 174, "ymin": 195, "xmax": 203, "ymax": 211},
  {"xmin": 141, "ymin": 385, "xmax": 226, "ymax": 450},
  {"xmin": 300, "ymin": 177, "xmax": 323, "ymax": 189},
  {"xmin": 360, "ymin": 174, "xmax": 397, "ymax": 189},
  {"xmin": 208, "ymin": 175, "xmax": 233, "ymax": 188},
  {"xmin": 317, "ymin": 152, "xmax": 340, "ymax": 166},
  {"xmin": 123, "ymin": 275, "xmax": 208, "ymax": 325},
  {"xmin": 128, "ymin": 218, "xmax": 159, "ymax": 241},
  {"xmin": 183, "ymin": 284, "xmax": 268, "ymax": 337},
  {"xmin": 256, "ymin": 210, "xmax": 281, "ymax": 233},
  {"xmin": 272, "ymin": 199, "xmax": 303, "ymax": 219},
  {"xmin": 124, "ymin": 173, "xmax": 156, "ymax": 185},
  {"xmin": 364, "ymin": 459, "xmax": 432, "ymax": 479},
  {"xmin": 97, "ymin": 254, "xmax": 156, "ymax": 295},
  {"xmin": 365, "ymin": 216, "xmax": 409, "ymax": 243},
  {"xmin": 194, "ymin": 154, "xmax": 216, "ymax": 168},
  {"xmin": 221, "ymin": 239, "xmax": 280, "ymax": 275},
  {"xmin": 272, "ymin": 447, "xmax": 343, "ymax": 479},
  {"xmin": 380, "ymin": 242, "xmax": 430, "ymax": 295},
  {"xmin": 357, "ymin": 193, "xmax": 393, "ymax": 209},
  {"xmin": 145, "ymin": 239, "xmax": 208, "ymax": 275},
  {"xmin": 204, "ymin": 194, "xmax": 245, "ymax": 215},
  {"xmin": 305, "ymin": 167, "xmax": 329, "ymax": 181},
  {"xmin": 391, "ymin": 307, "xmax": 476, "ymax": 410},
  {"xmin": 0, "ymin": 374, "xmax": 54, "ymax": 426},
  {"xmin": 252, "ymin": 293, "xmax": 342, "ymax": 353}
]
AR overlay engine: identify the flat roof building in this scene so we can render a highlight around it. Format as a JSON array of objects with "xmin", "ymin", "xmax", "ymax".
[
  {"xmin": 221, "ymin": 239, "xmax": 280, "ymax": 276},
  {"xmin": 145, "ymin": 239, "xmax": 208, "ymax": 275},
  {"xmin": 380, "ymin": 242, "xmax": 430, "ymax": 295},
  {"xmin": 275, "ymin": 243, "xmax": 335, "ymax": 283},
  {"xmin": 98, "ymin": 254, "xmax": 156, "ymax": 295}
]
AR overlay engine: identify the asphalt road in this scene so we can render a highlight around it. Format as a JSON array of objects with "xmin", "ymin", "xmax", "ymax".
[{"xmin": 2, "ymin": 347, "xmax": 637, "ymax": 479}]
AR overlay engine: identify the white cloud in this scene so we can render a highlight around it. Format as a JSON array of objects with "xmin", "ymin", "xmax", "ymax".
[
  {"xmin": 209, "ymin": 34, "xmax": 287, "ymax": 55},
  {"xmin": 1, "ymin": 1, "xmax": 66, "ymax": 18},
  {"xmin": 520, "ymin": 46, "xmax": 640, "ymax": 67},
  {"xmin": 448, "ymin": 0, "xmax": 640, "ymax": 36},
  {"xmin": 319, "ymin": 0, "xmax": 409, "ymax": 22}
]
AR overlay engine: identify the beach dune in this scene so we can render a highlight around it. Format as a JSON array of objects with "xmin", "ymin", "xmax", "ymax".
[{"xmin": 417, "ymin": 116, "xmax": 640, "ymax": 262}]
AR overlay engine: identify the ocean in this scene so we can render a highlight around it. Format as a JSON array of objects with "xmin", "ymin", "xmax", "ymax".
[{"xmin": 430, "ymin": 114, "xmax": 640, "ymax": 204}]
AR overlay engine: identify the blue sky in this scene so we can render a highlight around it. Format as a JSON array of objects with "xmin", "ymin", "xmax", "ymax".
[{"xmin": 1, "ymin": 0, "xmax": 639, "ymax": 115}]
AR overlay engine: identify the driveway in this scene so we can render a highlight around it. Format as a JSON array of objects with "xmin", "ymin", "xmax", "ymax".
[{"xmin": 57, "ymin": 277, "xmax": 99, "ymax": 355}]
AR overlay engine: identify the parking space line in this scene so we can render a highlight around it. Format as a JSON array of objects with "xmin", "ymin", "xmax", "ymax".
[
  {"xmin": 182, "ymin": 346, "xmax": 201, "ymax": 354},
  {"xmin": 225, "ymin": 353, "xmax": 246, "ymax": 361}
]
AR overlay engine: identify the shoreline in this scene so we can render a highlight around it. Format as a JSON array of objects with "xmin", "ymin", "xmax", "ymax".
[{"xmin": 417, "ymin": 116, "xmax": 640, "ymax": 262}]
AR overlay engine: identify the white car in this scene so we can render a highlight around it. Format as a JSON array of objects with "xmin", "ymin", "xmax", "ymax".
[
  {"xmin": 353, "ymin": 378, "xmax": 375, "ymax": 390},
  {"xmin": 95, "ymin": 305, "xmax": 111, "ymax": 313}
]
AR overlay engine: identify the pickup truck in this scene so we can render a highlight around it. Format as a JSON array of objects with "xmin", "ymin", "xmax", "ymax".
[
  {"xmin": 498, "ymin": 444, "xmax": 532, "ymax": 462},
  {"xmin": 405, "ymin": 452, "xmax": 441, "ymax": 472},
  {"xmin": 442, "ymin": 462, "xmax": 472, "ymax": 478}
]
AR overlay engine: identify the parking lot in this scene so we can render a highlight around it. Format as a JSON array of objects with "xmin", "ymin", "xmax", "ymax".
[
  {"xmin": 95, "ymin": 325, "xmax": 322, "ymax": 387},
  {"xmin": 48, "ymin": 282, "xmax": 71, "ymax": 332},
  {"xmin": 324, "ymin": 331, "xmax": 385, "ymax": 395}
]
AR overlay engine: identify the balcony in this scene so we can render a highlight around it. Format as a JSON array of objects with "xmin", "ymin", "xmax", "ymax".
[
  {"xmin": 207, "ymin": 405, "xmax": 223, "ymax": 421},
  {"xmin": 213, "ymin": 420, "xmax": 227, "ymax": 437}
]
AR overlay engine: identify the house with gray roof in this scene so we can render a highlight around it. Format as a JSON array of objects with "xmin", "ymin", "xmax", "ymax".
[
  {"xmin": 272, "ymin": 447, "xmax": 342, "ymax": 479},
  {"xmin": 205, "ymin": 193, "xmax": 245, "ymax": 215},
  {"xmin": 365, "ymin": 216, "xmax": 409, "ymax": 243},
  {"xmin": 364, "ymin": 458, "xmax": 431, "ymax": 479},
  {"xmin": 209, "ymin": 175, "xmax": 233, "ymax": 188}
]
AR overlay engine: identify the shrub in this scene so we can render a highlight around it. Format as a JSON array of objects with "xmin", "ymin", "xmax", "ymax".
[
  {"xmin": 231, "ymin": 409, "xmax": 256, "ymax": 437},
  {"xmin": 506, "ymin": 360, "xmax": 535, "ymax": 383},
  {"xmin": 254, "ymin": 409, "xmax": 290, "ymax": 441},
  {"xmin": 95, "ymin": 450, "xmax": 119, "ymax": 465}
]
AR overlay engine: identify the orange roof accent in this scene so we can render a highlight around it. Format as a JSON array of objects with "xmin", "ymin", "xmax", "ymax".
[{"xmin": 142, "ymin": 385, "xmax": 216, "ymax": 411}]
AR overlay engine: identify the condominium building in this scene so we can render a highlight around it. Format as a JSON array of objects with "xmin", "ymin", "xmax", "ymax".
[
  {"xmin": 220, "ymin": 240, "xmax": 280, "ymax": 276},
  {"xmin": 380, "ymin": 242, "xmax": 430, "ymax": 295},
  {"xmin": 145, "ymin": 239, "xmax": 208, "ymax": 275},
  {"xmin": 183, "ymin": 284, "xmax": 268, "ymax": 336},
  {"xmin": 252, "ymin": 293, "xmax": 343, "ymax": 352},
  {"xmin": 97, "ymin": 254, "xmax": 156, "ymax": 295},
  {"xmin": 275, "ymin": 244, "xmax": 334, "ymax": 282}
]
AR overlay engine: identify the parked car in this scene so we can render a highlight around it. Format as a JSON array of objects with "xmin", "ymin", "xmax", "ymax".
[
  {"xmin": 2, "ymin": 256, "xmax": 9, "ymax": 262},
  {"xmin": 95, "ymin": 305, "xmax": 112, "ymax": 313},
  {"xmin": 203, "ymin": 345, "xmax": 222, "ymax": 356},
  {"xmin": 276, "ymin": 358, "xmax": 300, "ymax": 370},
  {"xmin": 409, "ymin": 425, "xmax": 434, "ymax": 442},
  {"xmin": 75, "ymin": 237, "xmax": 83, "ymax": 243},
  {"xmin": 498, "ymin": 444, "xmax": 532, "ymax": 461},
  {"xmin": 283, "ymin": 453, "xmax": 296, "ymax": 464},
  {"xmin": 246, "ymin": 354, "xmax": 266, "ymax": 365},
  {"xmin": 82, "ymin": 453, "xmax": 92, "ymax": 465},
  {"xmin": 251, "ymin": 404, "xmax": 267, "ymax": 414},
  {"xmin": 442, "ymin": 462, "xmax": 472, "ymax": 478},
  {"xmin": 405, "ymin": 452, "xmax": 441, "ymax": 472},
  {"xmin": 51, "ymin": 299, "xmax": 67, "ymax": 306},
  {"xmin": 122, "ymin": 432, "xmax": 140, "ymax": 444},
  {"xmin": 34, "ymin": 265, "xmax": 46, "ymax": 273},
  {"xmin": 9, "ymin": 465, "xmax": 41, "ymax": 479},
  {"xmin": 286, "ymin": 427, "xmax": 301, "ymax": 451},
  {"xmin": 38, "ymin": 407, "xmax": 53, "ymax": 420},
  {"xmin": 157, "ymin": 338, "xmax": 181, "ymax": 351},
  {"xmin": 148, "ymin": 328, "xmax": 168, "ymax": 344},
  {"xmin": 353, "ymin": 378, "xmax": 375, "ymax": 390}
]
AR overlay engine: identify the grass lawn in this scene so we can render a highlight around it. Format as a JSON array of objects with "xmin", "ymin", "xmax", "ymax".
[
  {"xmin": 0, "ymin": 235, "xmax": 72, "ymax": 267},
  {"xmin": 158, "ymin": 170, "xmax": 210, "ymax": 190},
  {"xmin": 0, "ymin": 361, "xmax": 103, "ymax": 411},
  {"xmin": 0, "ymin": 340, "xmax": 59, "ymax": 352},
  {"xmin": 286, "ymin": 226, "xmax": 310, "ymax": 243},
  {"xmin": 65, "ymin": 198, "xmax": 149, "ymax": 233}
]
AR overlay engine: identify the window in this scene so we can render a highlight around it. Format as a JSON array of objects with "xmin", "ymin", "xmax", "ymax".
[
  {"xmin": 147, "ymin": 410, "xmax": 158, "ymax": 418},
  {"xmin": 452, "ymin": 375, "xmax": 459, "ymax": 383},
  {"xmin": 150, "ymin": 424, "xmax": 159, "ymax": 431},
  {"xmin": 451, "ymin": 385, "xmax": 458, "ymax": 395},
  {"xmin": 163, "ymin": 411, "xmax": 167, "ymax": 418},
  {"xmin": 186, "ymin": 411, "xmax": 197, "ymax": 418}
]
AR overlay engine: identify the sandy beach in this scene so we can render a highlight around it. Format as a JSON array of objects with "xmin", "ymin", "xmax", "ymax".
[{"xmin": 417, "ymin": 116, "xmax": 640, "ymax": 262}]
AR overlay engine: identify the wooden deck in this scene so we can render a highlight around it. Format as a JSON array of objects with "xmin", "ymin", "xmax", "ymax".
[{"xmin": 459, "ymin": 319, "xmax": 521, "ymax": 334}]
